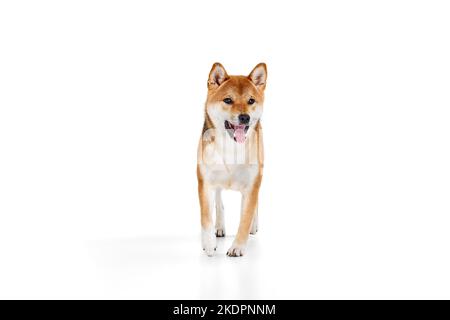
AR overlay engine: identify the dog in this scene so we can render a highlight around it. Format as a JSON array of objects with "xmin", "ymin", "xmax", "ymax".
[{"xmin": 197, "ymin": 63, "xmax": 267, "ymax": 257}]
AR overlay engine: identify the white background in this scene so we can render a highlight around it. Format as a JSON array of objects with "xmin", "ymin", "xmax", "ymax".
[{"xmin": 1, "ymin": 1, "xmax": 449, "ymax": 299}]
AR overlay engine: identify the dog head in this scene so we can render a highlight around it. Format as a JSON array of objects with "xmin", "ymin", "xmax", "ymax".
[{"xmin": 205, "ymin": 63, "xmax": 267, "ymax": 143}]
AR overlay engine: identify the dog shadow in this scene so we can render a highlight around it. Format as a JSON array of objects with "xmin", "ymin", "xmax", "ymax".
[{"xmin": 87, "ymin": 234, "xmax": 262, "ymax": 298}]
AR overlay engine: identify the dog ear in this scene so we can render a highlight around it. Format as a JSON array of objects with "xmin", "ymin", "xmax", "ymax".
[
  {"xmin": 248, "ymin": 63, "xmax": 267, "ymax": 90},
  {"xmin": 208, "ymin": 63, "xmax": 229, "ymax": 89}
]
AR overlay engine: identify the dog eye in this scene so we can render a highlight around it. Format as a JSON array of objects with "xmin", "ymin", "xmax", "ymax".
[
  {"xmin": 248, "ymin": 98, "xmax": 255, "ymax": 105},
  {"xmin": 223, "ymin": 98, "xmax": 233, "ymax": 104}
]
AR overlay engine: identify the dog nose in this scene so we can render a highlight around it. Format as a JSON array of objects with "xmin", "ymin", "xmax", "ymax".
[{"xmin": 238, "ymin": 114, "xmax": 250, "ymax": 125}]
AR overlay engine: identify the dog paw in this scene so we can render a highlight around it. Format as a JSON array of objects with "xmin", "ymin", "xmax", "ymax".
[
  {"xmin": 249, "ymin": 225, "xmax": 258, "ymax": 235},
  {"xmin": 203, "ymin": 246, "xmax": 216, "ymax": 256},
  {"xmin": 202, "ymin": 228, "xmax": 217, "ymax": 257},
  {"xmin": 215, "ymin": 228, "xmax": 226, "ymax": 237},
  {"xmin": 226, "ymin": 242, "xmax": 246, "ymax": 257}
]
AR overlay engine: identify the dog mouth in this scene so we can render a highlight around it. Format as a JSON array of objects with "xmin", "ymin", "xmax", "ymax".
[{"xmin": 224, "ymin": 120, "xmax": 249, "ymax": 143}]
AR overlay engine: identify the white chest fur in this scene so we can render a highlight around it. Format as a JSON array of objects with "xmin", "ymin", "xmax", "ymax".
[
  {"xmin": 200, "ymin": 163, "xmax": 259, "ymax": 191},
  {"xmin": 198, "ymin": 129, "xmax": 260, "ymax": 192}
]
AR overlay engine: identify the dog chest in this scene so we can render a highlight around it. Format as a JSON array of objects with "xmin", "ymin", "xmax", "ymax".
[{"xmin": 200, "ymin": 164, "xmax": 259, "ymax": 191}]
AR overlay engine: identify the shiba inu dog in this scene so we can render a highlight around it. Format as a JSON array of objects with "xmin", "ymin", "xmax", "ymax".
[{"xmin": 197, "ymin": 63, "xmax": 267, "ymax": 257}]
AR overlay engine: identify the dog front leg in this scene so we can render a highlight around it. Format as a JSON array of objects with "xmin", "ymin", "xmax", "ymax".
[
  {"xmin": 198, "ymin": 181, "xmax": 216, "ymax": 256},
  {"xmin": 227, "ymin": 182, "xmax": 260, "ymax": 257}
]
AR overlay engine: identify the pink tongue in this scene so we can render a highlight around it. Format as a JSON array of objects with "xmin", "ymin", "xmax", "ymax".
[{"xmin": 234, "ymin": 125, "xmax": 246, "ymax": 143}]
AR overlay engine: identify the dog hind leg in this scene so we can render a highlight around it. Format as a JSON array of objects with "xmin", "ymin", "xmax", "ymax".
[
  {"xmin": 250, "ymin": 203, "xmax": 258, "ymax": 235},
  {"xmin": 215, "ymin": 189, "xmax": 225, "ymax": 237}
]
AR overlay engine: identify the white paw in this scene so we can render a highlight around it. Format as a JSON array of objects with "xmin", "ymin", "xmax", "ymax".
[
  {"xmin": 215, "ymin": 228, "xmax": 225, "ymax": 237},
  {"xmin": 227, "ymin": 241, "xmax": 246, "ymax": 257},
  {"xmin": 202, "ymin": 227, "xmax": 217, "ymax": 256}
]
